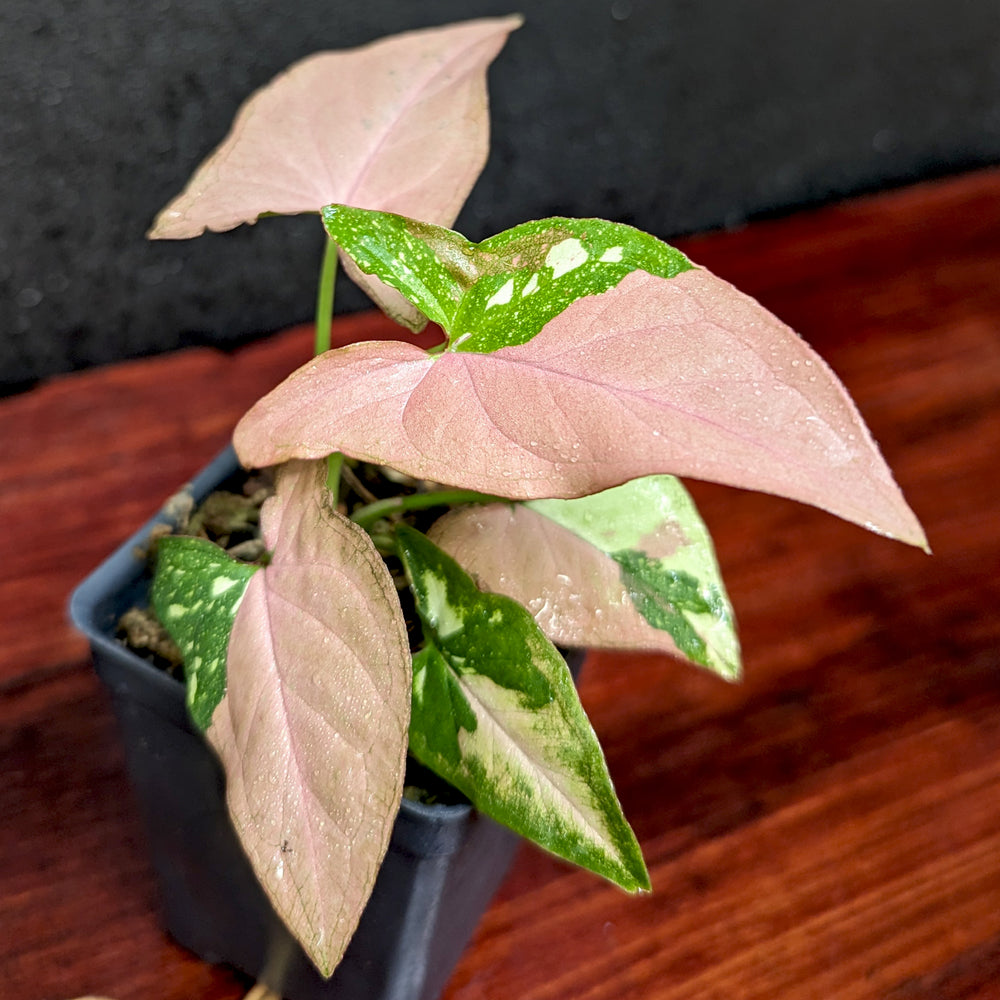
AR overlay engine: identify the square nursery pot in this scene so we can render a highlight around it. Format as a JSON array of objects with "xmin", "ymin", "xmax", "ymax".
[{"xmin": 70, "ymin": 446, "xmax": 578, "ymax": 1000}]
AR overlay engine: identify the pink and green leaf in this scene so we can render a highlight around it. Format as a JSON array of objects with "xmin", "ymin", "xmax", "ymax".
[
  {"xmin": 321, "ymin": 205, "xmax": 692, "ymax": 348},
  {"xmin": 429, "ymin": 475, "xmax": 740, "ymax": 679},
  {"xmin": 234, "ymin": 268, "xmax": 927, "ymax": 547},
  {"xmin": 205, "ymin": 461, "xmax": 411, "ymax": 976},
  {"xmin": 396, "ymin": 525, "xmax": 649, "ymax": 892}
]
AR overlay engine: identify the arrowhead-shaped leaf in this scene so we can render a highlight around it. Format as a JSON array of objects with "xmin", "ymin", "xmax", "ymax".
[
  {"xmin": 151, "ymin": 535, "xmax": 259, "ymax": 729},
  {"xmin": 321, "ymin": 206, "xmax": 692, "ymax": 348},
  {"xmin": 234, "ymin": 268, "xmax": 927, "ymax": 547},
  {"xmin": 149, "ymin": 18, "xmax": 520, "ymax": 239},
  {"xmin": 207, "ymin": 461, "xmax": 411, "ymax": 976},
  {"xmin": 147, "ymin": 16, "xmax": 522, "ymax": 326},
  {"xmin": 428, "ymin": 476, "xmax": 740, "ymax": 679},
  {"xmin": 396, "ymin": 525, "xmax": 649, "ymax": 892}
]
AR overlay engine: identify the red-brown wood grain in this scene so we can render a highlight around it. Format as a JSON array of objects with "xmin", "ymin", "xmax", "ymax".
[{"xmin": 2, "ymin": 167, "xmax": 998, "ymax": 1000}]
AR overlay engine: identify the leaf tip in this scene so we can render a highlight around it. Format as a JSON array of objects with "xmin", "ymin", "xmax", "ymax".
[
  {"xmin": 146, "ymin": 208, "xmax": 206, "ymax": 241},
  {"xmin": 864, "ymin": 508, "xmax": 931, "ymax": 554},
  {"xmin": 604, "ymin": 842, "xmax": 651, "ymax": 894},
  {"xmin": 313, "ymin": 952, "xmax": 337, "ymax": 980},
  {"xmin": 628, "ymin": 860, "xmax": 652, "ymax": 894},
  {"xmin": 908, "ymin": 527, "xmax": 932, "ymax": 556},
  {"xmin": 718, "ymin": 658, "xmax": 743, "ymax": 684},
  {"xmin": 910, "ymin": 522, "xmax": 932, "ymax": 556}
]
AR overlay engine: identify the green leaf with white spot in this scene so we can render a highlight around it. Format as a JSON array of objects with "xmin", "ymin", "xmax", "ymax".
[
  {"xmin": 454, "ymin": 217, "xmax": 692, "ymax": 352},
  {"xmin": 151, "ymin": 535, "xmax": 259, "ymax": 729},
  {"xmin": 396, "ymin": 523, "xmax": 650, "ymax": 893},
  {"xmin": 321, "ymin": 207, "xmax": 472, "ymax": 330},
  {"xmin": 429, "ymin": 475, "xmax": 740, "ymax": 680},
  {"xmin": 321, "ymin": 204, "xmax": 692, "ymax": 351}
]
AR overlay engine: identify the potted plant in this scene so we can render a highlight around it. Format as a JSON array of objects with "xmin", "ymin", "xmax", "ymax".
[{"xmin": 71, "ymin": 14, "xmax": 927, "ymax": 1000}]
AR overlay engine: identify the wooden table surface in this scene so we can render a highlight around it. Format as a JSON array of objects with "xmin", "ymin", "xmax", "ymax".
[{"xmin": 2, "ymin": 168, "xmax": 999, "ymax": 1000}]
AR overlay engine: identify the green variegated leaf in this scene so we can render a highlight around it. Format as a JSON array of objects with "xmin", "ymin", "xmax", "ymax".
[
  {"xmin": 529, "ymin": 476, "xmax": 739, "ymax": 679},
  {"xmin": 611, "ymin": 551, "xmax": 727, "ymax": 667},
  {"xmin": 429, "ymin": 476, "xmax": 739, "ymax": 679},
  {"xmin": 151, "ymin": 536, "xmax": 259, "ymax": 729},
  {"xmin": 454, "ymin": 218, "xmax": 692, "ymax": 352},
  {"xmin": 396, "ymin": 523, "xmax": 649, "ymax": 892},
  {"xmin": 321, "ymin": 205, "xmax": 692, "ymax": 350},
  {"xmin": 320, "ymin": 208, "xmax": 472, "ymax": 329}
]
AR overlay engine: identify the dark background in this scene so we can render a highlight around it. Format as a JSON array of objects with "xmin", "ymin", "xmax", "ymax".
[{"xmin": 3, "ymin": 0, "xmax": 998, "ymax": 393}]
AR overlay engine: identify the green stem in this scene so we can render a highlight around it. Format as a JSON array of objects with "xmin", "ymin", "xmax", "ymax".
[
  {"xmin": 325, "ymin": 451, "xmax": 343, "ymax": 499},
  {"xmin": 315, "ymin": 236, "xmax": 342, "ymax": 495},
  {"xmin": 368, "ymin": 532, "xmax": 397, "ymax": 555},
  {"xmin": 350, "ymin": 489, "xmax": 505, "ymax": 531},
  {"xmin": 314, "ymin": 236, "xmax": 339, "ymax": 357}
]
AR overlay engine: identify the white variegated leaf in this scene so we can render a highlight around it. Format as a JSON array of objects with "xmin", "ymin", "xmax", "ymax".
[
  {"xmin": 397, "ymin": 524, "xmax": 649, "ymax": 892},
  {"xmin": 429, "ymin": 475, "xmax": 740, "ymax": 679}
]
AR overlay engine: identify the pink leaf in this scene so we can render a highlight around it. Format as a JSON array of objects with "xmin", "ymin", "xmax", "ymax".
[
  {"xmin": 147, "ymin": 16, "xmax": 521, "ymax": 326},
  {"xmin": 234, "ymin": 269, "xmax": 927, "ymax": 547},
  {"xmin": 208, "ymin": 461, "xmax": 411, "ymax": 975},
  {"xmin": 149, "ymin": 17, "xmax": 520, "ymax": 238}
]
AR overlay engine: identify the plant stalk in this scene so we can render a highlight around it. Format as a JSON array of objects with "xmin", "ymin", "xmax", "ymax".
[
  {"xmin": 314, "ymin": 236, "xmax": 339, "ymax": 356},
  {"xmin": 315, "ymin": 236, "xmax": 343, "ymax": 496},
  {"xmin": 350, "ymin": 489, "xmax": 505, "ymax": 531},
  {"xmin": 325, "ymin": 451, "xmax": 344, "ymax": 498}
]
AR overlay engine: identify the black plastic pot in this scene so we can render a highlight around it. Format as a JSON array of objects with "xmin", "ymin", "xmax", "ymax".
[{"xmin": 70, "ymin": 447, "xmax": 548, "ymax": 1000}]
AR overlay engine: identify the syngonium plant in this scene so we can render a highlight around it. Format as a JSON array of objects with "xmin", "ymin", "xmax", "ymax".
[{"xmin": 145, "ymin": 15, "xmax": 927, "ymax": 980}]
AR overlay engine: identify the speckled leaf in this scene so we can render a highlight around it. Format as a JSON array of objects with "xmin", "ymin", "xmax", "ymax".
[
  {"xmin": 321, "ymin": 205, "xmax": 692, "ymax": 348},
  {"xmin": 151, "ymin": 536, "xmax": 259, "ymax": 729},
  {"xmin": 208, "ymin": 461, "xmax": 411, "ymax": 977},
  {"xmin": 396, "ymin": 524, "xmax": 649, "ymax": 892},
  {"xmin": 148, "ymin": 16, "xmax": 521, "ymax": 327},
  {"xmin": 429, "ymin": 476, "xmax": 740, "ymax": 679},
  {"xmin": 234, "ymin": 268, "xmax": 927, "ymax": 547},
  {"xmin": 321, "ymin": 208, "xmax": 470, "ymax": 330}
]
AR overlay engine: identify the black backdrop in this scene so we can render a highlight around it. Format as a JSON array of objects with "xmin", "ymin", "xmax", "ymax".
[{"xmin": 3, "ymin": 0, "xmax": 998, "ymax": 391}]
